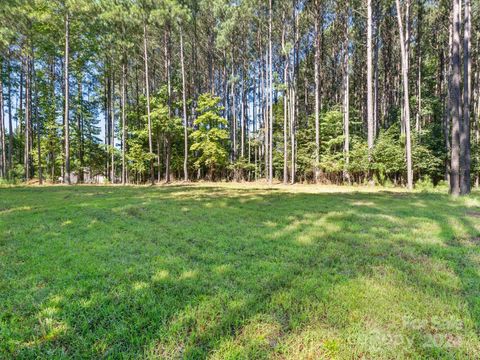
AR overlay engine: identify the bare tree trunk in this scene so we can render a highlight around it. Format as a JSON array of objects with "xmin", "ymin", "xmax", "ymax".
[
  {"xmin": 157, "ymin": 132, "xmax": 161, "ymax": 182},
  {"xmin": 343, "ymin": 5, "xmax": 350, "ymax": 184},
  {"xmin": 105, "ymin": 73, "xmax": 109, "ymax": 180},
  {"xmin": 373, "ymin": 2, "xmax": 380, "ymax": 139},
  {"xmin": 396, "ymin": 0, "xmax": 413, "ymax": 190},
  {"xmin": 25, "ymin": 54, "xmax": 30, "ymax": 181},
  {"xmin": 31, "ymin": 50, "xmax": 42, "ymax": 184},
  {"xmin": 367, "ymin": 0, "xmax": 374, "ymax": 155},
  {"xmin": 164, "ymin": 29, "xmax": 172, "ymax": 183},
  {"xmin": 290, "ymin": 86, "xmax": 295, "ymax": 184},
  {"xmin": 8, "ymin": 55, "xmax": 13, "ymax": 175},
  {"xmin": 0, "ymin": 59, "xmax": 5, "ymax": 178},
  {"xmin": 290, "ymin": 0, "xmax": 297, "ymax": 185},
  {"xmin": 77, "ymin": 77, "xmax": 84, "ymax": 183},
  {"xmin": 282, "ymin": 21, "xmax": 289, "ymax": 185},
  {"xmin": 241, "ymin": 59, "xmax": 246, "ymax": 161},
  {"xmin": 242, "ymin": 74, "xmax": 246, "ymax": 161},
  {"xmin": 268, "ymin": 0, "xmax": 273, "ymax": 183},
  {"xmin": 231, "ymin": 54, "xmax": 237, "ymax": 164},
  {"xmin": 263, "ymin": 48, "xmax": 268, "ymax": 179},
  {"xmin": 121, "ymin": 61, "xmax": 127, "ymax": 185},
  {"xmin": 475, "ymin": 70, "xmax": 480, "ymax": 187},
  {"xmin": 143, "ymin": 23, "xmax": 154, "ymax": 184},
  {"xmin": 180, "ymin": 28, "xmax": 188, "ymax": 181},
  {"xmin": 450, "ymin": 0, "xmax": 461, "ymax": 196},
  {"xmin": 19, "ymin": 68, "xmax": 23, "ymax": 167},
  {"xmin": 444, "ymin": 20, "xmax": 453, "ymax": 182},
  {"xmin": 63, "ymin": 12, "xmax": 70, "ymax": 184},
  {"xmin": 415, "ymin": 1, "xmax": 423, "ymax": 133},
  {"xmin": 314, "ymin": 1, "xmax": 321, "ymax": 183},
  {"xmin": 111, "ymin": 71, "xmax": 115, "ymax": 183},
  {"xmin": 461, "ymin": 0, "xmax": 471, "ymax": 194}
]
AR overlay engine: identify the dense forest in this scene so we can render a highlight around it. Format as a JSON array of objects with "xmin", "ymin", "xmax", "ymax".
[{"xmin": 0, "ymin": 0, "xmax": 478, "ymax": 194}]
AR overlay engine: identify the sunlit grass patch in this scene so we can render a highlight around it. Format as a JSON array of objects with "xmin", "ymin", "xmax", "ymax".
[{"xmin": 0, "ymin": 185, "xmax": 479, "ymax": 358}]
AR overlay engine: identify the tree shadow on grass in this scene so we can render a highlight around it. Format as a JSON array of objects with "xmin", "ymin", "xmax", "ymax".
[{"xmin": 0, "ymin": 186, "xmax": 479, "ymax": 358}]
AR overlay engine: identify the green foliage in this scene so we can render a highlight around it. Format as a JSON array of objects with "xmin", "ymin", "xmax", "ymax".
[
  {"xmin": 127, "ymin": 128, "xmax": 155, "ymax": 177},
  {"xmin": 190, "ymin": 93, "xmax": 229, "ymax": 178},
  {"xmin": 318, "ymin": 109, "xmax": 345, "ymax": 175},
  {"xmin": 347, "ymin": 137, "xmax": 369, "ymax": 177},
  {"xmin": 372, "ymin": 126, "xmax": 405, "ymax": 183},
  {"xmin": 150, "ymin": 86, "xmax": 183, "ymax": 137}
]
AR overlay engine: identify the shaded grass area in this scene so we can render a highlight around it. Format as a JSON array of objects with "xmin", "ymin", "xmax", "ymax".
[{"xmin": 1, "ymin": 185, "xmax": 479, "ymax": 358}]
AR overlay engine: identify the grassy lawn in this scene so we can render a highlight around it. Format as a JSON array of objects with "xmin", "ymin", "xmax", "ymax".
[{"xmin": 1, "ymin": 185, "xmax": 480, "ymax": 358}]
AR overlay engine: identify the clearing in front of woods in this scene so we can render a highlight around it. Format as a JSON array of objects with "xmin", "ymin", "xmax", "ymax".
[{"xmin": 1, "ymin": 184, "xmax": 479, "ymax": 358}]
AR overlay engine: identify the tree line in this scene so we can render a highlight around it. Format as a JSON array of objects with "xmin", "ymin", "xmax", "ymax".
[{"xmin": 0, "ymin": 0, "xmax": 478, "ymax": 195}]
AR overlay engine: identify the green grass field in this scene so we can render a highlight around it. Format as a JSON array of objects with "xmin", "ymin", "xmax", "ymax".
[{"xmin": 1, "ymin": 185, "xmax": 479, "ymax": 358}]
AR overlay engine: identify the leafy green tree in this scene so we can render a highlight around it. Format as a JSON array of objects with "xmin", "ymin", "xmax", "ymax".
[{"xmin": 190, "ymin": 93, "xmax": 229, "ymax": 180}]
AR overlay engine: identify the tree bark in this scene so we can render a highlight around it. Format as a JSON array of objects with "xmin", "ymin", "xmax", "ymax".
[
  {"xmin": 64, "ymin": 12, "xmax": 70, "ymax": 184},
  {"xmin": 475, "ymin": 72, "xmax": 479, "ymax": 187},
  {"xmin": 367, "ymin": 0, "xmax": 374, "ymax": 154},
  {"xmin": 396, "ymin": 0, "xmax": 413, "ymax": 190},
  {"xmin": 449, "ymin": 0, "xmax": 461, "ymax": 196},
  {"xmin": 282, "ymin": 20, "xmax": 289, "ymax": 185},
  {"xmin": 164, "ymin": 29, "xmax": 172, "ymax": 183},
  {"xmin": 121, "ymin": 60, "xmax": 127, "ymax": 185},
  {"xmin": 8, "ymin": 54, "xmax": 13, "ymax": 175},
  {"xmin": 0, "ymin": 59, "xmax": 5, "ymax": 178},
  {"xmin": 180, "ymin": 28, "xmax": 188, "ymax": 182},
  {"xmin": 143, "ymin": 22, "xmax": 154, "ymax": 184},
  {"xmin": 111, "ymin": 70, "xmax": 115, "ymax": 183},
  {"xmin": 415, "ymin": 1, "xmax": 423, "ymax": 133},
  {"xmin": 314, "ymin": 1, "xmax": 321, "ymax": 183},
  {"xmin": 268, "ymin": 0, "xmax": 273, "ymax": 183},
  {"xmin": 461, "ymin": 0, "xmax": 471, "ymax": 194},
  {"xmin": 25, "ymin": 54, "xmax": 31, "ymax": 181},
  {"xmin": 77, "ymin": 76, "xmax": 84, "ymax": 183},
  {"xmin": 343, "ymin": 4, "xmax": 350, "ymax": 184}
]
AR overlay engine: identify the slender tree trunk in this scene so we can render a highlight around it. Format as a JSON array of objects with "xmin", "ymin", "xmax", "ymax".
[
  {"xmin": 231, "ymin": 54, "xmax": 237, "ymax": 164},
  {"xmin": 268, "ymin": 0, "xmax": 273, "ymax": 184},
  {"xmin": 314, "ymin": 2, "xmax": 321, "ymax": 183},
  {"xmin": 180, "ymin": 28, "xmax": 188, "ymax": 182},
  {"xmin": 450, "ymin": 0, "xmax": 461, "ymax": 196},
  {"xmin": 157, "ymin": 132, "xmax": 161, "ymax": 182},
  {"xmin": 63, "ymin": 12, "xmax": 70, "ymax": 184},
  {"xmin": 0, "ymin": 59, "xmax": 5, "ymax": 178},
  {"xmin": 367, "ymin": 0, "xmax": 374, "ymax": 155},
  {"xmin": 290, "ymin": 86, "xmax": 295, "ymax": 184},
  {"xmin": 31, "ymin": 52, "xmax": 42, "ymax": 184},
  {"xmin": 143, "ymin": 22, "xmax": 154, "ymax": 184},
  {"xmin": 282, "ymin": 22, "xmax": 289, "ymax": 185},
  {"xmin": 111, "ymin": 71, "xmax": 115, "ymax": 183},
  {"xmin": 8, "ymin": 55, "xmax": 13, "ymax": 175},
  {"xmin": 25, "ymin": 53, "xmax": 31, "ymax": 181},
  {"xmin": 396, "ymin": 0, "xmax": 413, "ymax": 190},
  {"xmin": 444, "ymin": 20, "xmax": 453, "ymax": 182},
  {"xmin": 121, "ymin": 60, "xmax": 127, "ymax": 185},
  {"xmin": 37, "ymin": 107, "xmax": 42, "ymax": 185},
  {"xmin": 415, "ymin": 1, "xmax": 423, "ymax": 133},
  {"xmin": 77, "ymin": 77, "xmax": 84, "ymax": 183},
  {"xmin": 164, "ymin": 29, "xmax": 172, "ymax": 183},
  {"xmin": 105, "ymin": 73, "xmax": 109, "ymax": 179},
  {"xmin": 343, "ymin": 5, "xmax": 350, "ymax": 184},
  {"xmin": 290, "ymin": 0, "xmax": 297, "ymax": 185},
  {"xmin": 241, "ymin": 62, "xmax": 245, "ymax": 160},
  {"xmin": 263, "ymin": 48, "xmax": 268, "ymax": 179},
  {"xmin": 373, "ymin": 2, "xmax": 380, "ymax": 139},
  {"xmin": 475, "ymin": 72, "xmax": 479, "ymax": 187},
  {"xmin": 19, "ymin": 68, "xmax": 23, "ymax": 167},
  {"xmin": 461, "ymin": 0, "xmax": 471, "ymax": 194}
]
